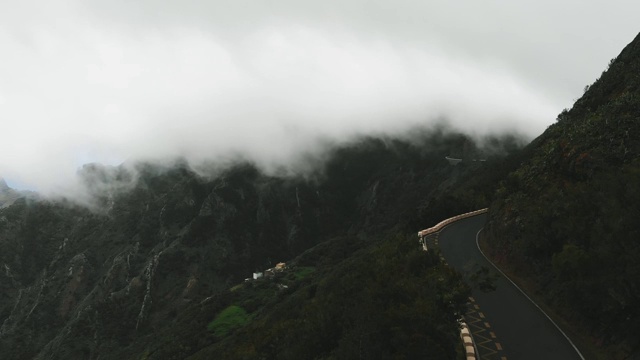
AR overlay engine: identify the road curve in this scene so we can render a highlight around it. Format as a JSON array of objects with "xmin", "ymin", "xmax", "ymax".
[{"xmin": 438, "ymin": 214, "xmax": 583, "ymax": 360}]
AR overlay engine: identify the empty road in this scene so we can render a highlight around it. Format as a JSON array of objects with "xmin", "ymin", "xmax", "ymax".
[{"xmin": 438, "ymin": 214, "xmax": 584, "ymax": 360}]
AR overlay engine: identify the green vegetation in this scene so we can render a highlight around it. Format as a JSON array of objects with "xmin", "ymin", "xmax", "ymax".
[
  {"xmin": 484, "ymin": 32, "xmax": 640, "ymax": 358},
  {"xmin": 292, "ymin": 266, "xmax": 315, "ymax": 280},
  {"xmin": 189, "ymin": 233, "xmax": 470, "ymax": 360},
  {"xmin": 0, "ymin": 129, "xmax": 509, "ymax": 359},
  {"xmin": 4, "ymin": 31, "xmax": 639, "ymax": 359},
  {"xmin": 207, "ymin": 305, "xmax": 251, "ymax": 337}
]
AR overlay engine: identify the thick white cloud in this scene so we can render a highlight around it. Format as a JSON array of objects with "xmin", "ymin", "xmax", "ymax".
[{"xmin": 0, "ymin": 0, "xmax": 637, "ymax": 194}]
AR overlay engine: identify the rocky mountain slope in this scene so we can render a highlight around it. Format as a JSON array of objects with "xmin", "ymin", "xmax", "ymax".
[
  {"xmin": 3, "ymin": 31, "xmax": 638, "ymax": 360},
  {"xmin": 0, "ymin": 132, "xmax": 499, "ymax": 359},
  {"xmin": 0, "ymin": 179, "xmax": 27, "ymax": 209}
]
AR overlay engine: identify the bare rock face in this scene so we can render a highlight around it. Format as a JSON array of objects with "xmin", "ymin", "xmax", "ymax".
[
  {"xmin": 0, "ymin": 132, "xmax": 503, "ymax": 359},
  {"xmin": 0, "ymin": 178, "xmax": 8, "ymax": 191},
  {"xmin": 0, "ymin": 179, "xmax": 22, "ymax": 209}
]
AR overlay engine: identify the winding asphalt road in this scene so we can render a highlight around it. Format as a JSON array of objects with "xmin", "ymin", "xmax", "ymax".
[{"xmin": 438, "ymin": 214, "xmax": 583, "ymax": 360}]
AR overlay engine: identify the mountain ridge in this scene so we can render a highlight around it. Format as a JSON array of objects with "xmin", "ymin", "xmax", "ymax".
[
  {"xmin": 0, "ymin": 178, "xmax": 27, "ymax": 209},
  {"xmin": 484, "ymin": 31, "xmax": 640, "ymax": 358},
  {"xmin": 1, "ymin": 31, "xmax": 638, "ymax": 360},
  {"xmin": 0, "ymin": 131, "xmax": 501, "ymax": 359}
]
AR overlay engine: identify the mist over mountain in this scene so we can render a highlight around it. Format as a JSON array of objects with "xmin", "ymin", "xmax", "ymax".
[
  {"xmin": 0, "ymin": 179, "xmax": 35, "ymax": 209},
  {"xmin": 0, "ymin": 130, "xmax": 505, "ymax": 359},
  {"xmin": 2, "ymin": 1, "xmax": 640, "ymax": 359},
  {"xmin": 2, "ymin": 0, "xmax": 638, "ymax": 194}
]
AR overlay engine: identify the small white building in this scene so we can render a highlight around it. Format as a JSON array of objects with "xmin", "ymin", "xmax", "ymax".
[{"xmin": 253, "ymin": 272, "xmax": 263, "ymax": 280}]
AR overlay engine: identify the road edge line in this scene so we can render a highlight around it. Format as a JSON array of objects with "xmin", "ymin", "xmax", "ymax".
[
  {"xmin": 420, "ymin": 211, "xmax": 489, "ymax": 360},
  {"xmin": 475, "ymin": 228, "xmax": 586, "ymax": 360}
]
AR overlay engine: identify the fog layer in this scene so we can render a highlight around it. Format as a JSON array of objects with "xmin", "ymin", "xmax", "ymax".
[{"xmin": 1, "ymin": 0, "xmax": 637, "ymax": 194}]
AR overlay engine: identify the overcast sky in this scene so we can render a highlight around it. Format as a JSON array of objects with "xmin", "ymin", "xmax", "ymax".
[{"xmin": 1, "ymin": 0, "xmax": 638, "ymax": 194}]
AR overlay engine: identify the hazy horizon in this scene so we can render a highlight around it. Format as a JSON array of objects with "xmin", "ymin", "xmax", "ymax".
[{"xmin": 1, "ymin": 0, "xmax": 638, "ymax": 195}]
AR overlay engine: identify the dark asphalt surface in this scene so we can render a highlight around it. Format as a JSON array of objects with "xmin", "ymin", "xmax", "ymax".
[{"xmin": 438, "ymin": 214, "xmax": 583, "ymax": 360}]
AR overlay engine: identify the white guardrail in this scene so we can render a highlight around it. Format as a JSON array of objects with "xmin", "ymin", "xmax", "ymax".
[
  {"xmin": 418, "ymin": 208, "xmax": 488, "ymax": 239},
  {"xmin": 460, "ymin": 322, "xmax": 475, "ymax": 360},
  {"xmin": 418, "ymin": 208, "xmax": 488, "ymax": 360}
]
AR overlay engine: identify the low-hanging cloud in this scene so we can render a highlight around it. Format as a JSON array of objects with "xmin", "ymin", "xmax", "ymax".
[{"xmin": 0, "ymin": 0, "xmax": 637, "ymax": 195}]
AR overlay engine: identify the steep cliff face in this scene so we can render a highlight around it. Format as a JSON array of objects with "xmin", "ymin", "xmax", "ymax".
[
  {"xmin": 0, "ymin": 179, "xmax": 26, "ymax": 209},
  {"xmin": 0, "ymin": 133, "xmax": 488, "ymax": 359},
  {"xmin": 0, "ymin": 164, "xmax": 337, "ymax": 359},
  {"xmin": 485, "ymin": 32, "xmax": 640, "ymax": 355}
]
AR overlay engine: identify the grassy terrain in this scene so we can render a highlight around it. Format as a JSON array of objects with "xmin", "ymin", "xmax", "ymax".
[
  {"xmin": 188, "ymin": 233, "xmax": 471, "ymax": 360},
  {"xmin": 207, "ymin": 305, "xmax": 252, "ymax": 337}
]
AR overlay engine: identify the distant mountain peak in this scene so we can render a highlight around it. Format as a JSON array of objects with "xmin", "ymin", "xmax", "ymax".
[
  {"xmin": 0, "ymin": 177, "xmax": 9, "ymax": 191},
  {"xmin": 0, "ymin": 177, "xmax": 23, "ymax": 209}
]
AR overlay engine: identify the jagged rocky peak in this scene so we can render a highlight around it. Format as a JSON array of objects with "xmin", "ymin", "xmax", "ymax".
[
  {"xmin": 0, "ymin": 177, "xmax": 23, "ymax": 209},
  {"xmin": 0, "ymin": 177, "xmax": 9, "ymax": 191}
]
